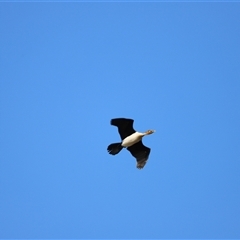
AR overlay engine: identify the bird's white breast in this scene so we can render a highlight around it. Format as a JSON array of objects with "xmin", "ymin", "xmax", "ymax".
[{"xmin": 121, "ymin": 132, "xmax": 143, "ymax": 147}]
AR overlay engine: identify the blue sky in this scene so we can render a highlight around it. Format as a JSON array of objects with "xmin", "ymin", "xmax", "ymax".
[{"xmin": 0, "ymin": 2, "xmax": 240, "ymax": 239}]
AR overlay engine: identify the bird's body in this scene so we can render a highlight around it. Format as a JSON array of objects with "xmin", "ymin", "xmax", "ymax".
[
  {"xmin": 121, "ymin": 132, "xmax": 144, "ymax": 147},
  {"xmin": 107, "ymin": 118, "xmax": 155, "ymax": 169}
]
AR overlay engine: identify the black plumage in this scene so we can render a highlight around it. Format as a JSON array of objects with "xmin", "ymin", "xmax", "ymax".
[
  {"xmin": 110, "ymin": 118, "xmax": 135, "ymax": 140},
  {"xmin": 127, "ymin": 141, "xmax": 151, "ymax": 169}
]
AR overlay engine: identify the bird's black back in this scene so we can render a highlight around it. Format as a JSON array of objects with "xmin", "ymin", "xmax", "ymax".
[{"xmin": 111, "ymin": 118, "xmax": 135, "ymax": 140}]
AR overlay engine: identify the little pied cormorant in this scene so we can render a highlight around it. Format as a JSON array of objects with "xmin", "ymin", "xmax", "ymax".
[{"xmin": 107, "ymin": 118, "xmax": 155, "ymax": 169}]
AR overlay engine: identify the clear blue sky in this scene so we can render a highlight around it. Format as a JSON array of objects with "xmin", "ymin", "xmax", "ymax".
[{"xmin": 0, "ymin": 2, "xmax": 240, "ymax": 239}]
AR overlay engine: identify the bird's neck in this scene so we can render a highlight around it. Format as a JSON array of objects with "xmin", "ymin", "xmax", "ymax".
[{"xmin": 136, "ymin": 131, "xmax": 146, "ymax": 137}]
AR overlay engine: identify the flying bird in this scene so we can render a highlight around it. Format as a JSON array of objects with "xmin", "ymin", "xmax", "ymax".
[{"xmin": 107, "ymin": 118, "xmax": 155, "ymax": 169}]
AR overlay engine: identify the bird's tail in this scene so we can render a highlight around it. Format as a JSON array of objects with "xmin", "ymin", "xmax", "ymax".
[{"xmin": 107, "ymin": 142, "xmax": 123, "ymax": 155}]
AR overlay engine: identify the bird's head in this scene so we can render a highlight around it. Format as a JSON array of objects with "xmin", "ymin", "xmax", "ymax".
[{"xmin": 145, "ymin": 130, "xmax": 155, "ymax": 135}]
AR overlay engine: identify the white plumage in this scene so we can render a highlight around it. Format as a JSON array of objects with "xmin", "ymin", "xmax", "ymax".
[{"xmin": 121, "ymin": 132, "xmax": 144, "ymax": 147}]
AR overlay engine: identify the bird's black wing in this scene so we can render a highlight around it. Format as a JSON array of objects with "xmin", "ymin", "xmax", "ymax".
[
  {"xmin": 111, "ymin": 118, "xmax": 135, "ymax": 140},
  {"xmin": 127, "ymin": 141, "xmax": 151, "ymax": 169}
]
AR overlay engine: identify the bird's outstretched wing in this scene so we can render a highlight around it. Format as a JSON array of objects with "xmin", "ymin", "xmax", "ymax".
[
  {"xmin": 111, "ymin": 118, "xmax": 135, "ymax": 140},
  {"xmin": 127, "ymin": 141, "xmax": 151, "ymax": 169}
]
